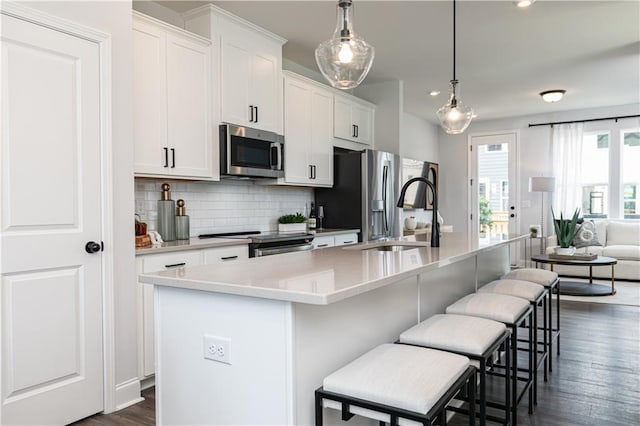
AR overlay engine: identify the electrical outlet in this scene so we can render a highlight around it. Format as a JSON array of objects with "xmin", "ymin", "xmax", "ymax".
[{"xmin": 203, "ymin": 335, "xmax": 232, "ymax": 364}]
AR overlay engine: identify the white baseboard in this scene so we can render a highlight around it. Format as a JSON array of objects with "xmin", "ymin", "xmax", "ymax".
[
  {"xmin": 140, "ymin": 375, "xmax": 155, "ymax": 391},
  {"xmin": 115, "ymin": 378, "xmax": 143, "ymax": 411}
]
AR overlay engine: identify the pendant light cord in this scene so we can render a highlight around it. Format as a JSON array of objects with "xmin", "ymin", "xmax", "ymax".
[{"xmin": 452, "ymin": 0, "xmax": 456, "ymax": 81}]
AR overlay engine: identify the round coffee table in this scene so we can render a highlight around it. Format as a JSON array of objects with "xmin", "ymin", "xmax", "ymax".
[{"xmin": 530, "ymin": 254, "xmax": 617, "ymax": 296}]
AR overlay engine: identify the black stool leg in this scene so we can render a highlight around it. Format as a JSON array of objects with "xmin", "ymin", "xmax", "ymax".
[
  {"xmin": 528, "ymin": 311, "xmax": 534, "ymax": 414},
  {"xmin": 543, "ymin": 293, "xmax": 548, "ymax": 382},
  {"xmin": 479, "ymin": 359, "xmax": 486, "ymax": 426},
  {"xmin": 505, "ymin": 336, "xmax": 511, "ymax": 426},
  {"xmin": 511, "ymin": 325, "xmax": 518, "ymax": 426},
  {"xmin": 315, "ymin": 390, "xmax": 323, "ymax": 426},
  {"xmin": 468, "ymin": 370, "xmax": 476, "ymax": 426}
]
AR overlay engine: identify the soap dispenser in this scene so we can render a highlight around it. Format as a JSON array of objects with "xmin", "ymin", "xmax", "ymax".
[
  {"xmin": 175, "ymin": 199, "xmax": 190, "ymax": 240},
  {"xmin": 157, "ymin": 183, "xmax": 176, "ymax": 241}
]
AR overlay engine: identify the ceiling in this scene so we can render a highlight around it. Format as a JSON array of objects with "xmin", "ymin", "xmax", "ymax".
[{"xmin": 155, "ymin": 1, "xmax": 640, "ymax": 124}]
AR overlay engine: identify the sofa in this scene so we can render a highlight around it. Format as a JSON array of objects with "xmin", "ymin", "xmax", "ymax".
[{"xmin": 545, "ymin": 220, "xmax": 640, "ymax": 281}]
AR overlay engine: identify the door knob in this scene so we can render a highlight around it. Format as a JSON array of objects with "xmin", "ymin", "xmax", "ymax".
[{"xmin": 85, "ymin": 241, "xmax": 102, "ymax": 254}]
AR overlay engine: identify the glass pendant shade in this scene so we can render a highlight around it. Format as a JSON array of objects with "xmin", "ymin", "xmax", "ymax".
[
  {"xmin": 437, "ymin": 80, "xmax": 474, "ymax": 134},
  {"xmin": 315, "ymin": 0, "xmax": 374, "ymax": 90}
]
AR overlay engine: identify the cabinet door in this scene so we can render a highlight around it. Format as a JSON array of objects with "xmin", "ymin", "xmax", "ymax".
[
  {"xmin": 310, "ymin": 87, "xmax": 334, "ymax": 186},
  {"xmin": 202, "ymin": 245, "xmax": 249, "ymax": 264},
  {"xmin": 166, "ymin": 34, "xmax": 214, "ymax": 178},
  {"xmin": 353, "ymin": 104, "xmax": 372, "ymax": 145},
  {"xmin": 333, "ymin": 96, "xmax": 353, "ymax": 141},
  {"xmin": 221, "ymin": 38, "xmax": 252, "ymax": 127},
  {"xmin": 334, "ymin": 233, "xmax": 358, "ymax": 246},
  {"xmin": 250, "ymin": 51, "xmax": 280, "ymax": 133},
  {"xmin": 312, "ymin": 236, "xmax": 335, "ymax": 249},
  {"xmin": 283, "ymin": 77, "xmax": 312, "ymax": 185},
  {"xmin": 133, "ymin": 20, "xmax": 168, "ymax": 175},
  {"xmin": 139, "ymin": 250, "xmax": 202, "ymax": 378}
]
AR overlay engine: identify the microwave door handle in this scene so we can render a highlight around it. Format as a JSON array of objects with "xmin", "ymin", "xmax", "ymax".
[{"xmin": 271, "ymin": 143, "xmax": 282, "ymax": 170}]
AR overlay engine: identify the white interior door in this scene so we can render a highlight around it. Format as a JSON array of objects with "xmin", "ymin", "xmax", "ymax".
[
  {"xmin": 469, "ymin": 132, "xmax": 519, "ymax": 253},
  {"xmin": 1, "ymin": 12, "xmax": 104, "ymax": 425}
]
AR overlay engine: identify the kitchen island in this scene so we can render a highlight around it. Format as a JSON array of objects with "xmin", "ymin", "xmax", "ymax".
[{"xmin": 140, "ymin": 233, "xmax": 526, "ymax": 425}]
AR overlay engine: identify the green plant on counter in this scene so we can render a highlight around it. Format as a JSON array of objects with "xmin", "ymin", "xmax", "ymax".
[
  {"xmin": 551, "ymin": 208, "xmax": 581, "ymax": 248},
  {"xmin": 278, "ymin": 213, "xmax": 307, "ymax": 224}
]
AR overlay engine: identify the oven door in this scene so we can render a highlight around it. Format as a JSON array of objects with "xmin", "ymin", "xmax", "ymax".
[{"xmin": 222, "ymin": 124, "xmax": 283, "ymax": 178}]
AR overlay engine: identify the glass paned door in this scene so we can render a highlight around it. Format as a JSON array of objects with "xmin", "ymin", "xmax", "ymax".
[
  {"xmin": 470, "ymin": 132, "xmax": 519, "ymax": 250},
  {"xmin": 623, "ymin": 131, "xmax": 640, "ymax": 218}
]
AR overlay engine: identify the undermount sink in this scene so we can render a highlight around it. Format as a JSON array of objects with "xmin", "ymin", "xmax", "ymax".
[
  {"xmin": 371, "ymin": 245, "xmax": 419, "ymax": 252},
  {"xmin": 358, "ymin": 243, "xmax": 424, "ymax": 252}
]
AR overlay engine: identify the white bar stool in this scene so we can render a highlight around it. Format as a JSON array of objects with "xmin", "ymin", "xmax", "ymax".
[
  {"xmin": 478, "ymin": 279, "xmax": 548, "ymax": 405},
  {"xmin": 315, "ymin": 344, "xmax": 477, "ymax": 426},
  {"xmin": 399, "ymin": 314, "xmax": 512, "ymax": 426},
  {"xmin": 503, "ymin": 268, "xmax": 560, "ymax": 371},
  {"xmin": 446, "ymin": 293, "xmax": 533, "ymax": 426}
]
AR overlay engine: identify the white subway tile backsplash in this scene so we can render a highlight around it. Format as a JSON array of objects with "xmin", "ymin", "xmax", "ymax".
[{"xmin": 135, "ymin": 178, "xmax": 314, "ymax": 236}]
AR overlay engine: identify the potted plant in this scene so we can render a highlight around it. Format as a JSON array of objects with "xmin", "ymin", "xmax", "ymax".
[
  {"xmin": 278, "ymin": 213, "xmax": 307, "ymax": 233},
  {"xmin": 551, "ymin": 208, "xmax": 581, "ymax": 255},
  {"xmin": 529, "ymin": 226, "xmax": 539, "ymax": 238}
]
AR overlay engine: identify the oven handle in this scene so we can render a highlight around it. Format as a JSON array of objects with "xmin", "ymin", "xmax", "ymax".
[{"xmin": 255, "ymin": 242, "xmax": 313, "ymax": 257}]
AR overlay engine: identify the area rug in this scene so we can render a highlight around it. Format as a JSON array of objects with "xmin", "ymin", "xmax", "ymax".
[{"xmin": 555, "ymin": 279, "xmax": 639, "ymax": 306}]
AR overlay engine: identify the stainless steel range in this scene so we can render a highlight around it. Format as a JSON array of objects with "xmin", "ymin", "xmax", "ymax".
[{"xmin": 199, "ymin": 231, "xmax": 314, "ymax": 257}]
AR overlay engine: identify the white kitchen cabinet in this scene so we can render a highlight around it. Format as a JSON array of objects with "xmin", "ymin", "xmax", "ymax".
[
  {"xmin": 311, "ymin": 235, "xmax": 335, "ymax": 250},
  {"xmin": 282, "ymin": 72, "xmax": 333, "ymax": 187},
  {"xmin": 334, "ymin": 233, "xmax": 358, "ymax": 246},
  {"xmin": 137, "ymin": 244, "xmax": 248, "ymax": 379},
  {"xmin": 312, "ymin": 232, "xmax": 358, "ymax": 249},
  {"xmin": 133, "ymin": 12, "xmax": 217, "ymax": 180},
  {"xmin": 184, "ymin": 5, "xmax": 286, "ymax": 134},
  {"xmin": 334, "ymin": 93, "xmax": 375, "ymax": 145}
]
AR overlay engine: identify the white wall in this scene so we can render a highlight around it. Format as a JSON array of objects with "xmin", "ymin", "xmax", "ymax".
[
  {"xmin": 132, "ymin": 0, "xmax": 183, "ymax": 27},
  {"xmin": 135, "ymin": 179, "xmax": 313, "ymax": 236},
  {"xmin": 355, "ymin": 80, "xmax": 402, "ymax": 154},
  {"xmin": 23, "ymin": 0, "xmax": 137, "ymax": 410},
  {"xmin": 438, "ymin": 103, "xmax": 640, "ymax": 234}
]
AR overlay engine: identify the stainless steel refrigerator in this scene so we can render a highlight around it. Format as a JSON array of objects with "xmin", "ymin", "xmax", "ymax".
[{"xmin": 315, "ymin": 149, "xmax": 402, "ymax": 242}]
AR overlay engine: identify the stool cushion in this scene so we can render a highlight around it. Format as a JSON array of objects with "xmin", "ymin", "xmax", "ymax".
[
  {"xmin": 446, "ymin": 293, "xmax": 529, "ymax": 324},
  {"xmin": 399, "ymin": 314, "xmax": 506, "ymax": 355},
  {"xmin": 323, "ymin": 344, "xmax": 469, "ymax": 414},
  {"xmin": 502, "ymin": 268, "xmax": 558, "ymax": 286},
  {"xmin": 478, "ymin": 279, "xmax": 545, "ymax": 302}
]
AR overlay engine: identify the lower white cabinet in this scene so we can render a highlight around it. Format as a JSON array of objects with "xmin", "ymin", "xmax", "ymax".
[
  {"xmin": 137, "ymin": 244, "xmax": 248, "ymax": 379},
  {"xmin": 312, "ymin": 233, "xmax": 358, "ymax": 250}
]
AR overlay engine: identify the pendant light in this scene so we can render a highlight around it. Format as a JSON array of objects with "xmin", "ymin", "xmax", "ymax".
[
  {"xmin": 315, "ymin": 0, "xmax": 375, "ymax": 90},
  {"xmin": 437, "ymin": 0, "xmax": 474, "ymax": 134}
]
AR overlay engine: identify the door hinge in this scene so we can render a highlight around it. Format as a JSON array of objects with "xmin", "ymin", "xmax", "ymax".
[
  {"xmin": 470, "ymin": 178, "xmax": 473, "ymax": 186},
  {"xmin": 470, "ymin": 145, "xmax": 473, "ymax": 152},
  {"xmin": 470, "ymin": 213, "xmax": 473, "ymax": 220}
]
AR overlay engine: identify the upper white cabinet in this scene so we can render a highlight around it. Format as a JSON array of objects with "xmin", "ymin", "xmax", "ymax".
[
  {"xmin": 334, "ymin": 93, "xmax": 375, "ymax": 145},
  {"xmin": 282, "ymin": 72, "xmax": 333, "ymax": 187},
  {"xmin": 184, "ymin": 5, "xmax": 286, "ymax": 134},
  {"xmin": 133, "ymin": 12, "xmax": 217, "ymax": 180}
]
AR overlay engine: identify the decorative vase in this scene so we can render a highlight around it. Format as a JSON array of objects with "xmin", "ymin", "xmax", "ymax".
[
  {"xmin": 555, "ymin": 246, "xmax": 576, "ymax": 256},
  {"xmin": 404, "ymin": 216, "xmax": 417, "ymax": 230}
]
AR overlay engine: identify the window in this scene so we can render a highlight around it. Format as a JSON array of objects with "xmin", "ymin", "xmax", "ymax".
[
  {"xmin": 580, "ymin": 133, "xmax": 609, "ymax": 218},
  {"xmin": 623, "ymin": 131, "xmax": 640, "ymax": 218},
  {"xmin": 576, "ymin": 126, "xmax": 640, "ymax": 219}
]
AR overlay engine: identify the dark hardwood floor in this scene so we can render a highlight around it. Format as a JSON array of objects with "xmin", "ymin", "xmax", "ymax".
[{"xmin": 73, "ymin": 300, "xmax": 639, "ymax": 425}]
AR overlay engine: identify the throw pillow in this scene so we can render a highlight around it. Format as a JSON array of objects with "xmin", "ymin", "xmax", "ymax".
[{"xmin": 573, "ymin": 220, "xmax": 602, "ymax": 248}]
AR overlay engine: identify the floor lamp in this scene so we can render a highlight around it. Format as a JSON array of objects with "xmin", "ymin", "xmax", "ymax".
[{"xmin": 529, "ymin": 177, "xmax": 555, "ymax": 253}]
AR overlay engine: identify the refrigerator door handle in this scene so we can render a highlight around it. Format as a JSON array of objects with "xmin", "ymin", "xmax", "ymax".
[{"xmin": 382, "ymin": 164, "xmax": 389, "ymax": 236}]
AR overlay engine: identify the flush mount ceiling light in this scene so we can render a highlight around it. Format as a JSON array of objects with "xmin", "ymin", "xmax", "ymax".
[
  {"xmin": 315, "ymin": 0, "xmax": 375, "ymax": 90},
  {"xmin": 514, "ymin": 0, "xmax": 536, "ymax": 7},
  {"xmin": 429, "ymin": 90, "xmax": 440, "ymax": 96},
  {"xmin": 437, "ymin": 0, "xmax": 474, "ymax": 134},
  {"xmin": 540, "ymin": 89, "xmax": 566, "ymax": 103}
]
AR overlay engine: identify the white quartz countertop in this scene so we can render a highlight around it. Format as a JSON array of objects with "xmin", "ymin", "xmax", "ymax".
[
  {"xmin": 140, "ymin": 232, "xmax": 527, "ymax": 304},
  {"xmin": 135, "ymin": 237, "xmax": 250, "ymax": 256}
]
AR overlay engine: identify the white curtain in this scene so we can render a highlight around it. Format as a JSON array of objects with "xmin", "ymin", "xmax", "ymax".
[{"xmin": 552, "ymin": 123, "xmax": 584, "ymax": 216}]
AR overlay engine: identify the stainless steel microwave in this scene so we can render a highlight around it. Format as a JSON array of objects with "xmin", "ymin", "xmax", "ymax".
[{"xmin": 219, "ymin": 123, "xmax": 284, "ymax": 178}]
